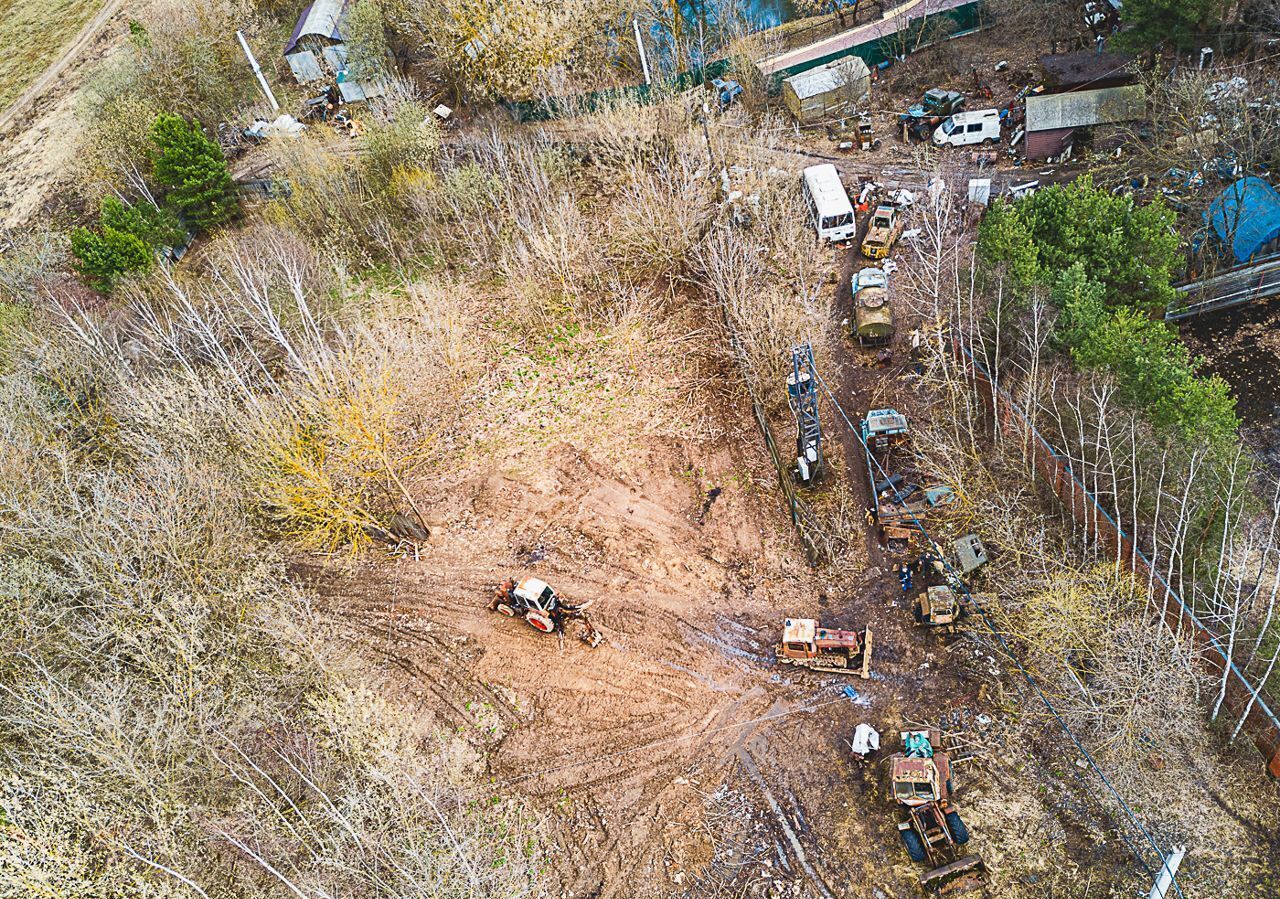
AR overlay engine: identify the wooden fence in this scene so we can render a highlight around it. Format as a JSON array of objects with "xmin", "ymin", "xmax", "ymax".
[{"xmin": 958, "ymin": 343, "xmax": 1280, "ymax": 777}]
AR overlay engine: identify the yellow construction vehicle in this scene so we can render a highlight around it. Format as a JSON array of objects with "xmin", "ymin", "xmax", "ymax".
[{"xmin": 861, "ymin": 204, "xmax": 905, "ymax": 259}]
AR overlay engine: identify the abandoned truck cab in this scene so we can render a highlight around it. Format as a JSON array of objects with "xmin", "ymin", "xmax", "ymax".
[
  {"xmin": 861, "ymin": 204, "xmax": 905, "ymax": 259},
  {"xmin": 862, "ymin": 408, "xmax": 910, "ymax": 450},
  {"xmin": 889, "ymin": 729, "xmax": 952, "ymax": 805},
  {"xmin": 891, "ymin": 753, "xmax": 952, "ymax": 805},
  {"xmin": 917, "ymin": 584, "xmax": 962, "ymax": 628}
]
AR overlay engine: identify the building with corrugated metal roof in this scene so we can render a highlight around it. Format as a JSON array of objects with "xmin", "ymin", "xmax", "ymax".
[
  {"xmin": 283, "ymin": 0, "xmax": 387, "ymax": 102},
  {"xmin": 285, "ymin": 0, "xmax": 348, "ymax": 56},
  {"xmin": 781, "ymin": 58, "xmax": 871, "ymax": 124},
  {"xmin": 1023, "ymin": 83, "xmax": 1145, "ymax": 160}
]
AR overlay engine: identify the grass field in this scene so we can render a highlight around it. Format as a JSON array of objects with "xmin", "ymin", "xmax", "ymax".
[{"xmin": 0, "ymin": 0, "xmax": 104, "ymax": 110}]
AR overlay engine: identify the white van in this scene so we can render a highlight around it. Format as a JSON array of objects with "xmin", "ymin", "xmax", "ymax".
[
  {"xmin": 802, "ymin": 164, "xmax": 857, "ymax": 244},
  {"xmin": 932, "ymin": 109, "xmax": 1001, "ymax": 148}
]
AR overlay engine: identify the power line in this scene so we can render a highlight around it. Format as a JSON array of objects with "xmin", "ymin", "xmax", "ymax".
[{"xmin": 812, "ymin": 364, "xmax": 1186, "ymax": 897}]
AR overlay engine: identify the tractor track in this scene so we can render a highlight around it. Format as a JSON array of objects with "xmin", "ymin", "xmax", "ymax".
[{"xmin": 307, "ymin": 430, "xmax": 881, "ymax": 897}]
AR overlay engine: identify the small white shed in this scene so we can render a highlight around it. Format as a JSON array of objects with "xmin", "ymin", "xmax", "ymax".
[{"xmin": 782, "ymin": 58, "xmax": 871, "ymax": 125}]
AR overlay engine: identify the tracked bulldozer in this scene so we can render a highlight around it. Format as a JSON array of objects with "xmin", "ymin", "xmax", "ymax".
[
  {"xmin": 490, "ymin": 577, "xmax": 603, "ymax": 647},
  {"xmin": 776, "ymin": 617, "xmax": 873, "ymax": 677},
  {"xmin": 887, "ymin": 730, "xmax": 988, "ymax": 895}
]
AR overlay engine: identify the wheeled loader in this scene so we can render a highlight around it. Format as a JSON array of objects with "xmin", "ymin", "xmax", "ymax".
[
  {"xmin": 776, "ymin": 617, "xmax": 873, "ymax": 678},
  {"xmin": 887, "ymin": 730, "xmax": 988, "ymax": 895},
  {"xmin": 490, "ymin": 577, "xmax": 603, "ymax": 647},
  {"xmin": 915, "ymin": 585, "xmax": 965, "ymax": 630}
]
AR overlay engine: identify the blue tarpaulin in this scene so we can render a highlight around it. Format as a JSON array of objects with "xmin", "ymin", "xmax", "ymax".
[{"xmin": 1206, "ymin": 177, "xmax": 1280, "ymax": 264}]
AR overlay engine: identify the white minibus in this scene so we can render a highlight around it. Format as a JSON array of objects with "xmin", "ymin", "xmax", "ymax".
[{"xmin": 802, "ymin": 164, "xmax": 857, "ymax": 244}]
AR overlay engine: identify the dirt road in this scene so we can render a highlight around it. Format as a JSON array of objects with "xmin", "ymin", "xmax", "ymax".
[
  {"xmin": 0, "ymin": 0, "xmax": 124, "ymax": 135},
  {"xmin": 0, "ymin": 0, "xmax": 129, "ymax": 226}
]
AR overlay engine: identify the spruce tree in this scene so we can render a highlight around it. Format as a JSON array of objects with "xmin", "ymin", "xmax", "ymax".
[{"xmin": 69, "ymin": 225, "xmax": 152, "ymax": 293}]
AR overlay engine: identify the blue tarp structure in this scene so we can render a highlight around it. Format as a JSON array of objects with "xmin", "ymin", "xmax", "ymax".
[{"xmin": 1206, "ymin": 176, "xmax": 1280, "ymax": 264}]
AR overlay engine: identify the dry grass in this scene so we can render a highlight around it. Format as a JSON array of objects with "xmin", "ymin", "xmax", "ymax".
[
  {"xmin": 0, "ymin": 0, "xmax": 103, "ymax": 110},
  {"xmin": 0, "ymin": 233, "xmax": 550, "ymax": 896}
]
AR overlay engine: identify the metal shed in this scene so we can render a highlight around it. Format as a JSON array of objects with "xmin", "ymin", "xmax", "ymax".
[
  {"xmin": 285, "ymin": 0, "xmax": 348, "ymax": 55},
  {"xmin": 285, "ymin": 50, "xmax": 325, "ymax": 83},
  {"xmin": 781, "ymin": 58, "xmax": 871, "ymax": 125},
  {"xmin": 1206, "ymin": 177, "xmax": 1280, "ymax": 264},
  {"xmin": 318, "ymin": 45, "xmax": 388, "ymax": 103},
  {"xmin": 1024, "ymin": 84, "xmax": 1145, "ymax": 160}
]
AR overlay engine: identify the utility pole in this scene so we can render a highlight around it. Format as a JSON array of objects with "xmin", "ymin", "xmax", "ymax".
[
  {"xmin": 633, "ymin": 18, "xmax": 652, "ymax": 86},
  {"xmin": 788, "ymin": 343, "xmax": 823, "ymax": 485},
  {"xmin": 1147, "ymin": 846, "xmax": 1186, "ymax": 899},
  {"xmin": 700, "ymin": 103, "xmax": 715, "ymax": 169},
  {"xmin": 237, "ymin": 30, "xmax": 279, "ymax": 112}
]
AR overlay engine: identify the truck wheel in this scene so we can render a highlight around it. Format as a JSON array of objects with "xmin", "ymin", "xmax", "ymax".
[
  {"xmin": 495, "ymin": 603, "xmax": 517, "ymax": 617},
  {"xmin": 983, "ymin": 137, "xmax": 996, "ymax": 145},
  {"xmin": 526, "ymin": 611, "xmax": 556, "ymax": 633},
  {"xmin": 945, "ymin": 809, "xmax": 970, "ymax": 844},
  {"xmin": 899, "ymin": 826, "xmax": 927, "ymax": 862}
]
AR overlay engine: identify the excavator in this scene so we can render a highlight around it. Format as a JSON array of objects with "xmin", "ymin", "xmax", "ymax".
[{"xmin": 490, "ymin": 577, "xmax": 603, "ymax": 647}]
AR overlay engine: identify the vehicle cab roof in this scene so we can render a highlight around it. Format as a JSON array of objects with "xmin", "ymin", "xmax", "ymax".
[
  {"xmin": 853, "ymin": 268, "xmax": 888, "ymax": 289},
  {"xmin": 515, "ymin": 577, "xmax": 553, "ymax": 602},
  {"xmin": 783, "ymin": 617, "xmax": 817, "ymax": 643}
]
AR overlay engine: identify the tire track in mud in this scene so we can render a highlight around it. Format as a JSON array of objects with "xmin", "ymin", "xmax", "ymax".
[
  {"xmin": 320, "ymin": 604, "xmax": 524, "ymax": 730},
  {"xmin": 530, "ymin": 690, "xmax": 781, "ymax": 897},
  {"xmin": 297, "ymin": 437, "xmax": 836, "ymax": 898},
  {"xmin": 737, "ymin": 745, "xmax": 837, "ymax": 899}
]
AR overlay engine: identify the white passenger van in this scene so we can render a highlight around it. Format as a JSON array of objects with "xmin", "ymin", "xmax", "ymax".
[
  {"xmin": 802, "ymin": 164, "xmax": 857, "ymax": 244},
  {"xmin": 932, "ymin": 109, "xmax": 1001, "ymax": 148}
]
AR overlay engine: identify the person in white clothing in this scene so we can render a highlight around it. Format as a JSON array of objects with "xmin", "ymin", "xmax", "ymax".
[{"xmin": 851, "ymin": 723, "xmax": 880, "ymax": 761}]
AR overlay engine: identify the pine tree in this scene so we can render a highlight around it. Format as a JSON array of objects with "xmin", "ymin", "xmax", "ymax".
[
  {"xmin": 99, "ymin": 196, "xmax": 184, "ymax": 249},
  {"xmin": 69, "ymin": 225, "xmax": 152, "ymax": 293},
  {"xmin": 68, "ymin": 197, "xmax": 183, "ymax": 293},
  {"xmin": 149, "ymin": 113, "xmax": 240, "ymax": 231}
]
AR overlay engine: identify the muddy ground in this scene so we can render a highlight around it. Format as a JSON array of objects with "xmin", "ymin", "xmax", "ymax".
[
  {"xmin": 6, "ymin": 8, "xmax": 1279, "ymax": 897},
  {"xmin": 1182, "ymin": 294, "xmax": 1280, "ymax": 471},
  {"xmin": 300, "ymin": 179, "xmax": 1280, "ymax": 892},
  {"xmin": 301, "ymin": 257, "xmax": 1280, "ymax": 899}
]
